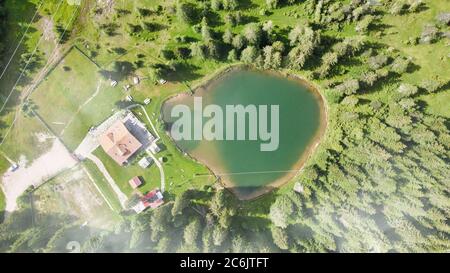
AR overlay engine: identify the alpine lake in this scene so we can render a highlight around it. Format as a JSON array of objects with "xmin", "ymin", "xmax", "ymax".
[{"xmin": 162, "ymin": 68, "xmax": 326, "ymax": 200}]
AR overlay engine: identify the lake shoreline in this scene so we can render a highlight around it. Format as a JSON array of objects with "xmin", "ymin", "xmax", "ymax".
[{"xmin": 160, "ymin": 65, "xmax": 328, "ymax": 201}]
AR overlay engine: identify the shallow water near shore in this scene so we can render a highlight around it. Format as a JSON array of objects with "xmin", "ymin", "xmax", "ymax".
[{"xmin": 162, "ymin": 69, "xmax": 326, "ymax": 199}]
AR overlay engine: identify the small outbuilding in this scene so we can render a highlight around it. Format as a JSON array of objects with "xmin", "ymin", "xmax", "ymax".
[
  {"xmin": 138, "ymin": 157, "xmax": 153, "ymax": 168},
  {"xmin": 293, "ymin": 182, "xmax": 304, "ymax": 194},
  {"xmin": 129, "ymin": 176, "xmax": 143, "ymax": 189},
  {"xmin": 132, "ymin": 189, "xmax": 164, "ymax": 213},
  {"xmin": 148, "ymin": 142, "xmax": 161, "ymax": 154}
]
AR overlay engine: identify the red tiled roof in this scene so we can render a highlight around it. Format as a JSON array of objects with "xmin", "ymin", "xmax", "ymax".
[
  {"xmin": 141, "ymin": 189, "xmax": 164, "ymax": 209},
  {"xmin": 98, "ymin": 121, "xmax": 142, "ymax": 166},
  {"xmin": 128, "ymin": 176, "xmax": 142, "ymax": 189}
]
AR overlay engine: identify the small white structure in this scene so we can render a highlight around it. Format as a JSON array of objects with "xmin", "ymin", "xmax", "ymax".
[
  {"xmin": 132, "ymin": 201, "xmax": 147, "ymax": 214},
  {"xmin": 159, "ymin": 78, "xmax": 167, "ymax": 85},
  {"xmin": 133, "ymin": 76, "xmax": 140, "ymax": 85},
  {"xmin": 126, "ymin": 95, "xmax": 133, "ymax": 102},
  {"xmin": 148, "ymin": 142, "xmax": 161, "ymax": 154},
  {"xmin": 138, "ymin": 157, "xmax": 153, "ymax": 169},
  {"xmin": 124, "ymin": 84, "xmax": 131, "ymax": 91},
  {"xmin": 110, "ymin": 80, "xmax": 118, "ymax": 87},
  {"xmin": 293, "ymin": 182, "xmax": 304, "ymax": 194},
  {"xmin": 144, "ymin": 98, "xmax": 151, "ymax": 105},
  {"xmin": 155, "ymin": 191, "xmax": 163, "ymax": 200}
]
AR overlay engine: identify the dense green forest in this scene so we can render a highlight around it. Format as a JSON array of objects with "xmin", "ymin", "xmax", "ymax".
[{"xmin": 0, "ymin": 0, "xmax": 449, "ymax": 252}]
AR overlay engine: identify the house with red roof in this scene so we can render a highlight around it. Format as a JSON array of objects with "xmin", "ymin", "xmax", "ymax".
[
  {"xmin": 132, "ymin": 189, "xmax": 164, "ymax": 213},
  {"xmin": 98, "ymin": 120, "xmax": 142, "ymax": 166}
]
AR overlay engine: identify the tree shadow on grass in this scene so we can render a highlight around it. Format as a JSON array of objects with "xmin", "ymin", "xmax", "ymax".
[
  {"xmin": 364, "ymin": 40, "xmax": 387, "ymax": 52},
  {"xmin": 406, "ymin": 62, "xmax": 421, "ymax": 74},
  {"xmin": 239, "ymin": 0, "xmax": 259, "ymax": 10},
  {"xmin": 241, "ymin": 15, "xmax": 260, "ymax": 25},
  {"xmin": 415, "ymin": 99, "xmax": 428, "ymax": 111},
  {"xmin": 359, "ymin": 73, "xmax": 399, "ymax": 95},
  {"xmin": 412, "ymin": 4, "xmax": 429, "ymax": 13},
  {"xmin": 435, "ymin": 79, "xmax": 450, "ymax": 93},
  {"xmin": 165, "ymin": 62, "xmax": 202, "ymax": 82},
  {"xmin": 99, "ymin": 61, "xmax": 136, "ymax": 81},
  {"xmin": 273, "ymin": 26, "xmax": 291, "ymax": 48},
  {"xmin": 143, "ymin": 22, "xmax": 168, "ymax": 32},
  {"xmin": 233, "ymin": 215, "xmax": 272, "ymax": 232},
  {"xmin": 371, "ymin": 23, "xmax": 394, "ymax": 33},
  {"xmin": 204, "ymin": 11, "xmax": 222, "ymax": 28},
  {"xmin": 334, "ymin": 57, "xmax": 365, "ymax": 76}
]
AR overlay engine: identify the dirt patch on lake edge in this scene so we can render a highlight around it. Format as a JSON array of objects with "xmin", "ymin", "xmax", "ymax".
[{"xmin": 160, "ymin": 65, "xmax": 328, "ymax": 200}]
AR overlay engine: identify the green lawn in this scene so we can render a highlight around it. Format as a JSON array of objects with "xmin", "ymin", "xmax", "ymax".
[
  {"xmin": 379, "ymin": 0, "xmax": 450, "ymax": 118},
  {"xmin": 30, "ymin": 48, "xmax": 99, "ymax": 133},
  {"xmin": 59, "ymin": 79, "xmax": 123, "ymax": 151},
  {"xmin": 93, "ymin": 147, "xmax": 160, "ymax": 197},
  {"xmin": 379, "ymin": 0, "xmax": 450, "ymax": 82},
  {"xmin": 0, "ymin": 110, "xmax": 53, "ymax": 163},
  {"xmin": 82, "ymin": 160, "xmax": 123, "ymax": 212},
  {"xmin": 421, "ymin": 90, "xmax": 450, "ymax": 118},
  {"xmin": 30, "ymin": 48, "xmax": 124, "ymax": 150}
]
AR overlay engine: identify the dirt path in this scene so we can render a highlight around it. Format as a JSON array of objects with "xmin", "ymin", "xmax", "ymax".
[
  {"xmin": 86, "ymin": 154, "xmax": 127, "ymax": 208},
  {"xmin": 129, "ymin": 104, "xmax": 160, "ymax": 139},
  {"xmin": 127, "ymin": 104, "xmax": 165, "ymax": 192},
  {"xmin": 81, "ymin": 165, "xmax": 116, "ymax": 212},
  {"xmin": 42, "ymin": 17, "xmax": 56, "ymax": 43},
  {"xmin": 146, "ymin": 150, "xmax": 165, "ymax": 193},
  {"xmin": 61, "ymin": 80, "xmax": 103, "ymax": 136}
]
